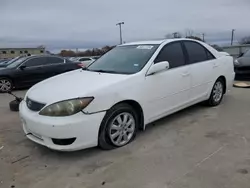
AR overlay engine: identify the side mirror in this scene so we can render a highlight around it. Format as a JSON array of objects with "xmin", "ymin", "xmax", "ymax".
[
  {"xmin": 146, "ymin": 61, "xmax": 169, "ymax": 76},
  {"xmin": 19, "ymin": 65, "xmax": 26, "ymax": 70}
]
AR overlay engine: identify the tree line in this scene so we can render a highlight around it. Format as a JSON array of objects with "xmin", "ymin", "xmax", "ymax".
[
  {"xmin": 59, "ymin": 45, "xmax": 114, "ymax": 57},
  {"xmin": 165, "ymin": 29, "xmax": 250, "ymax": 45},
  {"xmin": 58, "ymin": 30, "xmax": 250, "ymax": 57},
  {"xmin": 165, "ymin": 29, "xmax": 204, "ymax": 41}
]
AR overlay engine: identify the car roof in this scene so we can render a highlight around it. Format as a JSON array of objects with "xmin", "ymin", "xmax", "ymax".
[
  {"xmin": 25, "ymin": 55, "xmax": 63, "ymax": 59},
  {"xmin": 119, "ymin": 38, "xmax": 221, "ymax": 58},
  {"xmin": 120, "ymin": 38, "xmax": 203, "ymax": 46}
]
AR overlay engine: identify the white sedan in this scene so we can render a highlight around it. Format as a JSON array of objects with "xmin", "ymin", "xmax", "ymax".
[
  {"xmin": 73, "ymin": 56, "xmax": 98, "ymax": 67},
  {"xmin": 19, "ymin": 39, "xmax": 235, "ymax": 151}
]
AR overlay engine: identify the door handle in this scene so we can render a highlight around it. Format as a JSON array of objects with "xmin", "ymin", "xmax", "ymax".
[{"xmin": 182, "ymin": 72, "xmax": 190, "ymax": 77}]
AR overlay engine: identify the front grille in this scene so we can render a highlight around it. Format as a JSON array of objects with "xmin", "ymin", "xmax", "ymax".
[
  {"xmin": 26, "ymin": 97, "xmax": 46, "ymax": 111},
  {"xmin": 52, "ymin": 138, "xmax": 76, "ymax": 145}
]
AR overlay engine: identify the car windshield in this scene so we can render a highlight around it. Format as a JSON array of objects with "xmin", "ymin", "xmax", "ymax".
[
  {"xmin": 243, "ymin": 50, "xmax": 250, "ymax": 57},
  {"xmin": 87, "ymin": 44, "xmax": 159, "ymax": 74},
  {"xmin": 6, "ymin": 56, "xmax": 28, "ymax": 68},
  {"xmin": 5, "ymin": 56, "xmax": 21, "ymax": 65}
]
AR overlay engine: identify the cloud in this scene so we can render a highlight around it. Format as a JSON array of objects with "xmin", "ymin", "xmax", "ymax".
[{"xmin": 0, "ymin": 0, "xmax": 250, "ymax": 50}]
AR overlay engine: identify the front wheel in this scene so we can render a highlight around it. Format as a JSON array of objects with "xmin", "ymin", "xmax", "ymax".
[
  {"xmin": 98, "ymin": 103, "xmax": 138, "ymax": 150},
  {"xmin": 206, "ymin": 78, "xmax": 224, "ymax": 106}
]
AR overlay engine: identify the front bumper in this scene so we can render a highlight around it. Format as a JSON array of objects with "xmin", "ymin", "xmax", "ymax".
[{"xmin": 19, "ymin": 101, "xmax": 106, "ymax": 151}]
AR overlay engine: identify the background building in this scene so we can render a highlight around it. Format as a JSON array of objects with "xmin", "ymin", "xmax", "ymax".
[{"xmin": 0, "ymin": 47, "xmax": 45, "ymax": 59}]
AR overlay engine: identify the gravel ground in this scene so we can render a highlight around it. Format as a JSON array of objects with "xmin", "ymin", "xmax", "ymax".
[{"xmin": 1, "ymin": 87, "xmax": 250, "ymax": 188}]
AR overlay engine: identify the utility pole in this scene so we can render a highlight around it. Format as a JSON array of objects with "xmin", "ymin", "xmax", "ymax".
[
  {"xmin": 231, "ymin": 29, "xmax": 235, "ymax": 46},
  {"xmin": 202, "ymin": 33, "xmax": 205, "ymax": 42},
  {"xmin": 116, "ymin": 22, "xmax": 124, "ymax": 44}
]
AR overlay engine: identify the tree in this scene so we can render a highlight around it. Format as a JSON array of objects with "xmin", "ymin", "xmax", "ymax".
[
  {"xmin": 173, "ymin": 32, "xmax": 182, "ymax": 38},
  {"xmin": 59, "ymin": 50, "xmax": 75, "ymax": 57},
  {"xmin": 59, "ymin": 45, "xmax": 115, "ymax": 57},
  {"xmin": 186, "ymin": 36, "xmax": 203, "ymax": 41},
  {"xmin": 240, "ymin": 36, "xmax": 250, "ymax": 44},
  {"xmin": 165, "ymin": 32, "xmax": 182, "ymax": 39},
  {"xmin": 185, "ymin": 29, "xmax": 194, "ymax": 37}
]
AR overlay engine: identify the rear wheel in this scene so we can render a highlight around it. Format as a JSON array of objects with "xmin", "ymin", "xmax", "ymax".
[
  {"xmin": 206, "ymin": 78, "xmax": 224, "ymax": 106},
  {"xmin": 98, "ymin": 103, "xmax": 138, "ymax": 150},
  {"xmin": 0, "ymin": 78, "xmax": 13, "ymax": 93}
]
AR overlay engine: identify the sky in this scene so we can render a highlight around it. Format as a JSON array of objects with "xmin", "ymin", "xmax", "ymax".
[{"xmin": 1, "ymin": 0, "xmax": 250, "ymax": 52}]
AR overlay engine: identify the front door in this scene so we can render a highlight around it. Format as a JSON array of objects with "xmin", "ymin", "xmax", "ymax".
[
  {"xmin": 16, "ymin": 57, "xmax": 47, "ymax": 86},
  {"xmin": 142, "ymin": 41, "xmax": 191, "ymax": 122}
]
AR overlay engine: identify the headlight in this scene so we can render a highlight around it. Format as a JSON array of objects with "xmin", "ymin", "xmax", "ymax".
[
  {"xmin": 39, "ymin": 97, "xmax": 94, "ymax": 116},
  {"xmin": 234, "ymin": 59, "xmax": 240, "ymax": 65}
]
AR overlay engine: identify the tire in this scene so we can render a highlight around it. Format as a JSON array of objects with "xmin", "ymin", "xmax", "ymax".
[
  {"xmin": 9, "ymin": 100, "xmax": 20, "ymax": 112},
  {"xmin": 206, "ymin": 78, "xmax": 225, "ymax": 106},
  {"xmin": 98, "ymin": 103, "xmax": 139, "ymax": 150},
  {"xmin": 0, "ymin": 77, "xmax": 13, "ymax": 93}
]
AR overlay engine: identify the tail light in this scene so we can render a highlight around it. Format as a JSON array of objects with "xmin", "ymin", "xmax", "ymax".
[{"xmin": 77, "ymin": 63, "xmax": 85, "ymax": 67}]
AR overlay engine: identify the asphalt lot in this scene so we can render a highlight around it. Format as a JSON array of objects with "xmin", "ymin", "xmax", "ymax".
[{"xmin": 1, "ymin": 87, "xmax": 250, "ymax": 188}]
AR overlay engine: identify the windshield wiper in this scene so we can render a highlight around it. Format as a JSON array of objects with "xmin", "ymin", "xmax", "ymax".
[
  {"xmin": 89, "ymin": 69, "xmax": 119, "ymax": 74},
  {"xmin": 82, "ymin": 67, "xmax": 89, "ymax": 71}
]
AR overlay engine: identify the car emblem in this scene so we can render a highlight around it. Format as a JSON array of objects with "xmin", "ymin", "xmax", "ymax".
[{"xmin": 27, "ymin": 100, "xmax": 32, "ymax": 108}]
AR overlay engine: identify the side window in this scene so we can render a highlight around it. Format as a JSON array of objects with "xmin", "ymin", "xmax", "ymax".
[
  {"xmin": 184, "ymin": 41, "xmax": 213, "ymax": 64},
  {"xmin": 25, "ymin": 57, "xmax": 46, "ymax": 67},
  {"xmin": 155, "ymin": 42, "xmax": 185, "ymax": 68},
  {"xmin": 206, "ymin": 50, "xmax": 215, "ymax": 60},
  {"xmin": 47, "ymin": 57, "xmax": 63, "ymax": 64}
]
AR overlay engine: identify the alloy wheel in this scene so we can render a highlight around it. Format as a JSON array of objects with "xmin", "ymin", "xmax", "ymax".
[
  {"xmin": 212, "ymin": 81, "xmax": 223, "ymax": 102},
  {"xmin": 109, "ymin": 112, "xmax": 136, "ymax": 146},
  {"xmin": 0, "ymin": 79, "xmax": 12, "ymax": 92}
]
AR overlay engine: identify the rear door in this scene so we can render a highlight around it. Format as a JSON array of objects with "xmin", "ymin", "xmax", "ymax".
[
  {"xmin": 42, "ymin": 57, "xmax": 65, "ymax": 78},
  {"xmin": 183, "ymin": 41, "xmax": 216, "ymax": 102}
]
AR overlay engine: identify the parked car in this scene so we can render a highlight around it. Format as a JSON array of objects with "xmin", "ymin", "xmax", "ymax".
[
  {"xmin": 234, "ymin": 49, "xmax": 250, "ymax": 76},
  {"xmin": 0, "ymin": 55, "xmax": 81, "ymax": 92},
  {"xmin": 74, "ymin": 56, "xmax": 98, "ymax": 67},
  {"xmin": 19, "ymin": 39, "xmax": 235, "ymax": 151}
]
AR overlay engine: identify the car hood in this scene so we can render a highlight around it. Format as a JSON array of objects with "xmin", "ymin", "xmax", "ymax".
[
  {"xmin": 237, "ymin": 57, "xmax": 250, "ymax": 66},
  {"xmin": 26, "ymin": 69, "xmax": 129, "ymax": 104}
]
